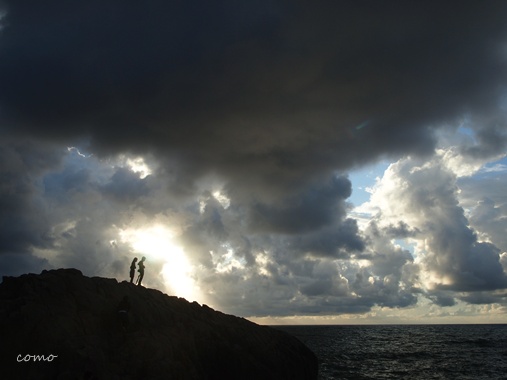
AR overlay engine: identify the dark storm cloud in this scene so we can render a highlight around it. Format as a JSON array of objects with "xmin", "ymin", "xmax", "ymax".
[
  {"xmin": 100, "ymin": 167, "xmax": 150, "ymax": 203},
  {"xmin": 1, "ymin": 0, "xmax": 507, "ymax": 319},
  {"xmin": 1, "ymin": 1, "xmax": 507, "ymax": 196},
  {"xmin": 0, "ymin": 140, "xmax": 62, "ymax": 255},
  {"xmin": 428, "ymin": 292, "xmax": 456, "ymax": 307},
  {"xmin": 177, "ymin": 195, "xmax": 229, "ymax": 267},
  {"xmin": 459, "ymin": 292, "xmax": 507, "ymax": 305},
  {"xmin": 248, "ymin": 175, "xmax": 351, "ymax": 234},
  {"xmin": 460, "ymin": 118, "xmax": 507, "ymax": 160},
  {"xmin": 287, "ymin": 218, "xmax": 364, "ymax": 258},
  {"xmin": 349, "ymin": 268, "xmax": 417, "ymax": 309},
  {"xmin": 0, "ymin": 142, "xmax": 144, "ymax": 279}
]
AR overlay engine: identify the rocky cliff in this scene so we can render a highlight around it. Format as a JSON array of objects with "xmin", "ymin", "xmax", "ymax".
[{"xmin": 0, "ymin": 269, "xmax": 318, "ymax": 379}]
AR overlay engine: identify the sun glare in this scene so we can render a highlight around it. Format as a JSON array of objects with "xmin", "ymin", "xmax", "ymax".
[
  {"xmin": 126, "ymin": 157, "xmax": 152, "ymax": 178},
  {"xmin": 119, "ymin": 225, "xmax": 198, "ymax": 301},
  {"xmin": 115, "ymin": 154, "xmax": 152, "ymax": 178}
]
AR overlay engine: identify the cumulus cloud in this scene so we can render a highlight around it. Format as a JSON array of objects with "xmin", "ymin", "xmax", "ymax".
[
  {"xmin": 366, "ymin": 151, "xmax": 507, "ymax": 301},
  {"xmin": 468, "ymin": 198, "xmax": 507, "ymax": 252}
]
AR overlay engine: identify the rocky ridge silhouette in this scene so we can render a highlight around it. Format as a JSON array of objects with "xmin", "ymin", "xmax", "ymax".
[{"xmin": 0, "ymin": 268, "xmax": 318, "ymax": 379}]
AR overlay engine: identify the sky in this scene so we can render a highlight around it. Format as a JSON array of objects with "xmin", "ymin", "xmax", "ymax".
[{"xmin": 1, "ymin": 1, "xmax": 507, "ymax": 324}]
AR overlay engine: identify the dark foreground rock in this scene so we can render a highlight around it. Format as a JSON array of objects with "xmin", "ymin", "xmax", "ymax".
[{"xmin": 0, "ymin": 269, "xmax": 318, "ymax": 380}]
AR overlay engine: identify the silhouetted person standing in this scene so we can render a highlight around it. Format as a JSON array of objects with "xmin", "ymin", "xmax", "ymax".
[
  {"xmin": 136, "ymin": 256, "xmax": 146, "ymax": 286},
  {"xmin": 129, "ymin": 257, "xmax": 138, "ymax": 283}
]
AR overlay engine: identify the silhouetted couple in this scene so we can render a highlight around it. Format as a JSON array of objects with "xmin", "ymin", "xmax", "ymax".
[{"xmin": 129, "ymin": 256, "xmax": 146, "ymax": 286}]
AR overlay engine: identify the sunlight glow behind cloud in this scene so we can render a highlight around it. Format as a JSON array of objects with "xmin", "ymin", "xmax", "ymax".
[
  {"xmin": 125, "ymin": 156, "xmax": 152, "ymax": 179},
  {"xmin": 119, "ymin": 225, "xmax": 200, "ymax": 302}
]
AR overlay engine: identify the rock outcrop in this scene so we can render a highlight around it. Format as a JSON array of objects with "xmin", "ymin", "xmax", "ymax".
[{"xmin": 0, "ymin": 269, "xmax": 318, "ymax": 379}]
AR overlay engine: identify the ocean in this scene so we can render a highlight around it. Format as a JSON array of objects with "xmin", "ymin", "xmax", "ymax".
[{"xmin": 273, "ymin": 324, "xmax": 507, "ymax": 380}]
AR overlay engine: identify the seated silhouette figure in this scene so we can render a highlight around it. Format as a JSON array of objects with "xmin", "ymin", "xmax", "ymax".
[
  {"xmin": 129, "ymin": 257, "xmax": 138, "ymax": 283},
  {"xmin": 136, "ymin": 256, "xmax": 146, "ymax": 286},
  {"xmin": 117, "ymin": 295, "xmax": 130, "ymax": 330}
]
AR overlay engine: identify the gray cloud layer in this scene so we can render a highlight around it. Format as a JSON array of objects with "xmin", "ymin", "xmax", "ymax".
[
  {"xmin": 1, "ymin": 1, "xmax": 507, "ymax": 318},
  {"xmin": 2, "ymin": 1, "xmax": 507, "ymax": 193}
]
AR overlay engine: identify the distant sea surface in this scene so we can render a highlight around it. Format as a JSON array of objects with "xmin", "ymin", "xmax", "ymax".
[{"xmin": 273, "ymin": 324, "xmax": 507, "ymax": 380}]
